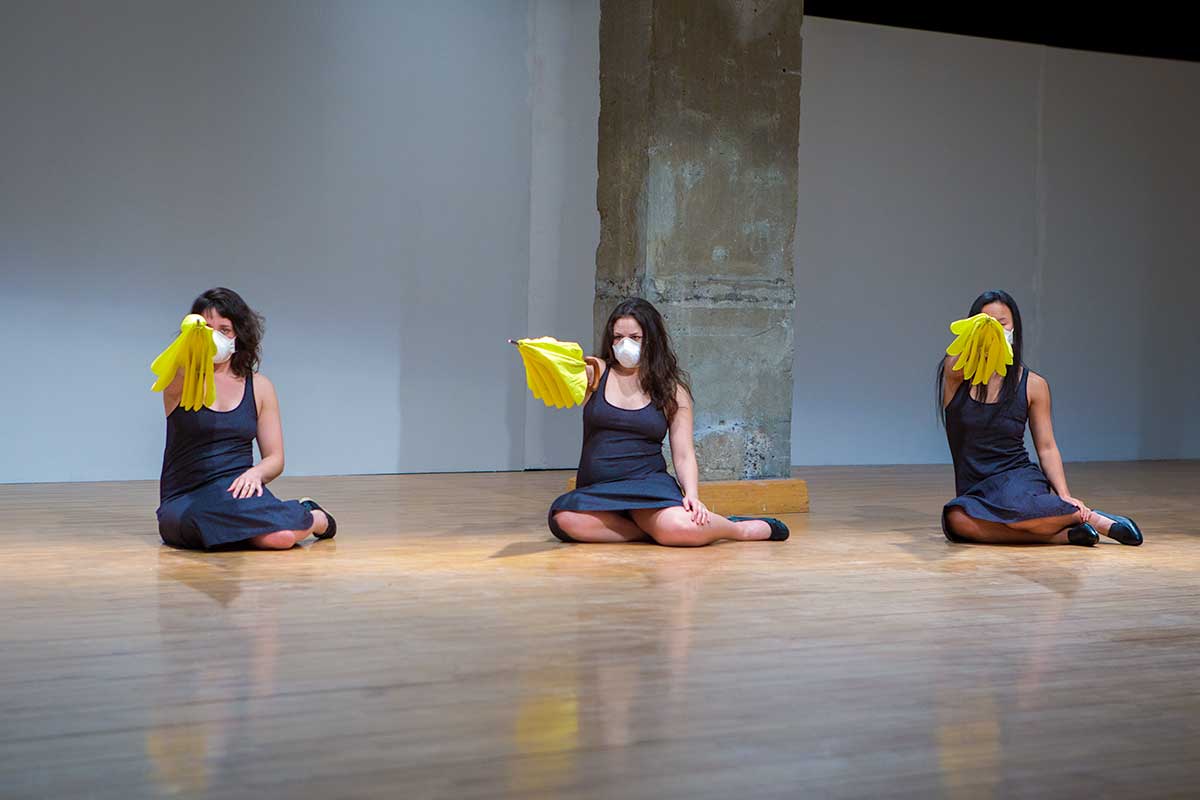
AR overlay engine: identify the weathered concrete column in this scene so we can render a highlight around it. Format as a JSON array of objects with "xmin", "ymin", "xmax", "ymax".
[{"xmin": 596, "ymin": 0, "xmax": 802, "ymax": 479}]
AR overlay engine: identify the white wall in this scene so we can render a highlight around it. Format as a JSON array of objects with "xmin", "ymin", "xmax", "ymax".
[
  {"xmin": 792, "ymin": 17, "xmax": 1200, "ymax": 465},
  {"xmin": 8, "ymin": 7, "xmax": 1193, "ymax": 482},
  {"xmin": 0, "ymin": 0, "xmax": 600, "ymax": 483},
  {"xmin": 1036, "ymin": 48, "xmax": 1200, "ymax": 461},
  {"xmin": 524, "ymin": 0, "xmax": 602, "ymax": 469}
]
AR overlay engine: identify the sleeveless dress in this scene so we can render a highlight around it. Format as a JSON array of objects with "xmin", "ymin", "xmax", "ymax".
[
  {"xmin": 942, "ymin": 369, "xmax": 1078, "ymax": 541},
  {"xmin": 548, "ymin": 367, "xmax": 685, "ymax": 542},
  {"xmin": 156, "ymin": 376, "xmax": 312, "ymax": 550}
]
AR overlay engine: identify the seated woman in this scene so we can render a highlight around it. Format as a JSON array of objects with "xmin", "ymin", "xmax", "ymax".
[
  {"xmin": 156, "ymin": 287, "xmax": 336, "ymax": 550},
  {"xmin": 939, "ymin": 290, "xmax": 1142, "ymax": 546},
  {"xmin": 549, "ymin": 297, "xmax": 789, "ymax": 547}
]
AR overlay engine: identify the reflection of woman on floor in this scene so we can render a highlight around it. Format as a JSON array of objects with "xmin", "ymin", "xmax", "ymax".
[
  {"xmin": 939, "ymin": 290, "xmax": 1142, "ymax": 547},
  {"xmin": 549, "ymin": 298, "xmax": 788, "ymax": 546},
  {"xmin": 156, "ymin": 288, "xmax": 337, "ymax": 550}
]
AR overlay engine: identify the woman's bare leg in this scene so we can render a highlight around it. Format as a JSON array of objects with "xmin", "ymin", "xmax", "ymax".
[
  {"xmin": 248, "ymin": 510, "xmax": 329, "ymax": 550},
  {"xmin": 630, "ymin": 507, "xmax": 771, "ymax": 547},
  {"xmin": 552, "ymin": 510, "xmax": 648, "ymax": 543},
  {"xmin": 946, "ymin": 507, "xmax": 1085, "ymax": 545}
]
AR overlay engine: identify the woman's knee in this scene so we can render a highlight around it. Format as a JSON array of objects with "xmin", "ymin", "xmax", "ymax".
[
  {"xmin": 945, "ymin": 507, "xmax": 974, "ymax": 536},
  {"xmin": 945, "ymin": 508, "xmax": 1005, "ymax": 543},
  {"xmin": 251, "ymin": 531, "xmax": 299, "ymax": 550},
  {"xmin": 648, "ymin": 511, "xmax": 707, "ymax": 547},
  {"xmin": 552, "ymin": 511, "xmax": 586, "ymax": 537},
  {"xmin": 550, "ymin": 511, "xmax": 609, "ymax": 543}
]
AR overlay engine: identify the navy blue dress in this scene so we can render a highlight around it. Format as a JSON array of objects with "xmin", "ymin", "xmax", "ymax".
[
  {"xmin": 548, "ymin": 367, "xmax": 684, "ymax": 542},
  {"xmin": 156, "ymin": 376, "xmax": 312, "ymax": 550},
  {"xmin": 942, "ymin": 369, "xmax": 1077, "ymax": 541}
]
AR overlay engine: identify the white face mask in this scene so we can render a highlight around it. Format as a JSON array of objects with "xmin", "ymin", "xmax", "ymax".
[
  {"xmin": 213, "ymin": 330, "xmax": 236, "ymax": 364},
  {"xmin": 1003, "ymin": 328, "xmax": 1014, "ymax": 347},
  {"xmin": 613, "ymin": 337, "xmax": 641, "ymax": 368}
]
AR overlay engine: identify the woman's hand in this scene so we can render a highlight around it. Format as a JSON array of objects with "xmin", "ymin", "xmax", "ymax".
[
  {"xmin": 1061, "ymin": 495, "xmax": 1091, "ymax": 521},
  {"xmin": 682, "ymin": 494, "xmax": 710, "ymax": 526},
  {"xmin": 584, "ymin": 356, "xmax": 605, "ymax": 392},
  {"xmin": 228, "ymin": 468, "xmax": 265, "ymax": 499}
]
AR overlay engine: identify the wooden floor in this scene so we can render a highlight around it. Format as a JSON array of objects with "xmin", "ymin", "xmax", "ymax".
[{"xmin": 1, "ymin": 462, "xmax": 1198, "ymax": 800}]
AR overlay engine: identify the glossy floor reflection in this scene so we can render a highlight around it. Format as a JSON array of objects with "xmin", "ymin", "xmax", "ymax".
[{"xmin": 1, "ymin": 462, "xmax": 1198, "ymax": 799}]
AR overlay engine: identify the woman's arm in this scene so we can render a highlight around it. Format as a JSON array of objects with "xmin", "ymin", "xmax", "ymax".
[
  {"xmin": 253, "ymin": 374, "xmax": 286, "ymax": 483},
  {"xmin": 228, "ymin": 374, "xmax": 285, "ymax": 499},
  {"xmin": 583, "ymin": 356, "xmax": 605, "ymax": 404},
  {"xmin": 667, "ymin": 385, "xmax": 709, "ymax": 525},
  {"xmin": 941, "ymin": 354, "xmax": 965, "ymax": 407},
  {"xmin": 1027, "ymin": 372, "xmax": 1088, "ymax": 513},
  {"xmin": 161, "ymin": 368, "xmax": 184, "ymax": 416}
]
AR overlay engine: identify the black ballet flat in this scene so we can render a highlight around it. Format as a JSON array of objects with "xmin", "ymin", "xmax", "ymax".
[
  {"xmin": 1092, "ymin": 510, "xmax": 1143, "ymax": 546},
  {"xmin": 1066, "ymin": 522, "xmax": 1099, "ymax": 547},
  {"xmin": 300, "ymin": 497, "xmax": 337, "ymax": 540},
  {"xmin": 728, "ymin": 516, "xmax": 790, "ymax": 541}
]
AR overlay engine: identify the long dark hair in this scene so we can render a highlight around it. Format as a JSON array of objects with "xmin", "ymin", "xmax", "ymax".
[
  {"xmin": 937, "ymin": 289, "xmax": 1024, "ymax": 424},
  {"xmin": 600, "ymin": 298, "xmax": 691, "ymax": 421},
  {"xmin": 190, "ymin": 287, "xmax": 265, "ymax": 380}
]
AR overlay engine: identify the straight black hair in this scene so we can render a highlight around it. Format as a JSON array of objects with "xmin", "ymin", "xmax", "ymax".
[{"xmin": 937, "ymin": 289, "xmax": 1024, "ymax": 424}]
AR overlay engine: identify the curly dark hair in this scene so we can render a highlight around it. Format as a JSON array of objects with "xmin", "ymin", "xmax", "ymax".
[
  {"xmin": 599, "ymin": 298, "xmax": 692, "ymax": 421},
  {"xmin": 189, "ymin": 287, "xmax": 265, "ymax": 380}
]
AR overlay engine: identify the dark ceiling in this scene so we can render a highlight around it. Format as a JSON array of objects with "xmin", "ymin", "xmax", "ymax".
[{"xmin": 804, "ymin": 2, "xmax": 1200, "ymax": 64}]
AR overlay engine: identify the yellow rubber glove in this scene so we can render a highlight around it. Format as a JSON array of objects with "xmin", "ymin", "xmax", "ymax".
[
  {"xmin": 945, "ymin": 313, "xmax": 1014, "ymax": 386},
  {"xmin": 511, "ymin": 337, "xmax": 588, "ymax": 409},
  {"xmin": 151, "ymin": 314, "xmax": 218, "ymax": 411}
]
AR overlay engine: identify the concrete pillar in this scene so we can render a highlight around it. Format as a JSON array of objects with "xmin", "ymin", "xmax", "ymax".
[{"xmin": 595, "ymin": 0, "xmax": 802, "ymax": 479}]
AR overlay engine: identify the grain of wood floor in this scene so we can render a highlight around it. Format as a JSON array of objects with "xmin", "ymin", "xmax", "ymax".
[{"xmin": 1, "ymin": 462, "xmax": 1197, "ymax": 799}]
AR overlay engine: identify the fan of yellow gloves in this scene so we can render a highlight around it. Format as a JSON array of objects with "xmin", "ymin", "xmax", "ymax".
[
  {"xmin": 150, "ymin": 314, "xmax": 217, "ymax": 411},
  {"xmin": 945, "ymin": 313, "xmax": 1014, "ymax": 386},
  {"xmin": 510, "ymin": 337, "xmax": 590, "ymax": 409},
  {"xmin": 509, "ymin": 337, "xmax": 605, "ymax": 409}
]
